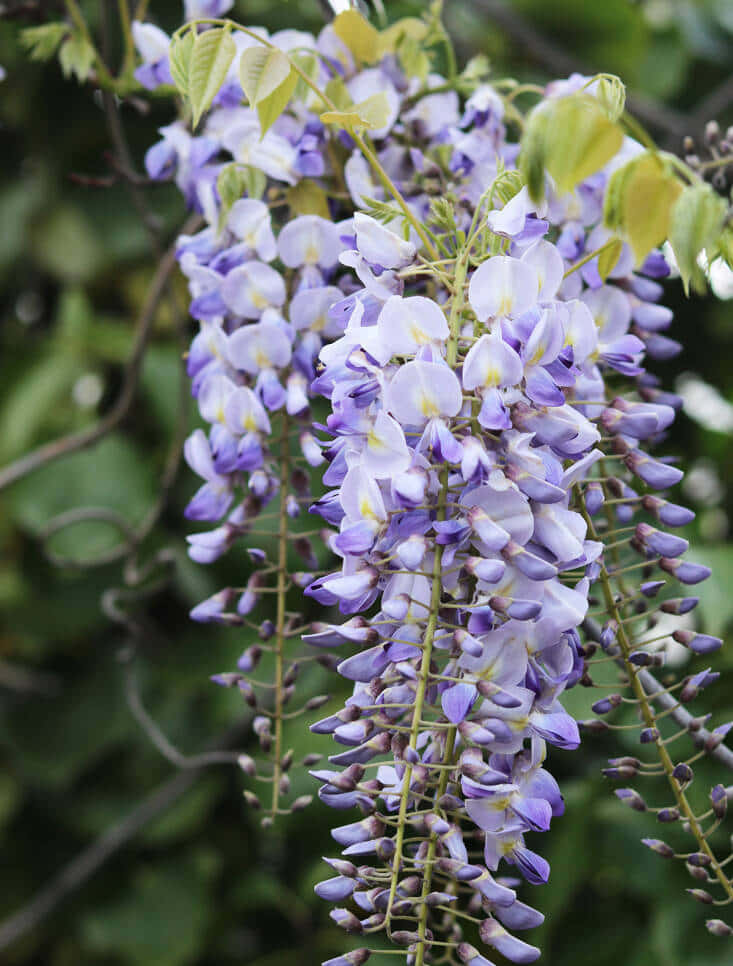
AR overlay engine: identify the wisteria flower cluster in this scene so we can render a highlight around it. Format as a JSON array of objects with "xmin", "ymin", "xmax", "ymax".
[{"xmin": 137, "ymin": 3, "xmax": 733, "ymax": 962}]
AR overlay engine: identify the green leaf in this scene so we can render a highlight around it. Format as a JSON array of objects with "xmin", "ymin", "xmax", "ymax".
[
  {"xmin": 20, "ymin": 22, "xmax": 68, "ymax": 61},
  {"xmin": 216, "ymin": 163, "xmax": 248, "ymax": 225},
  {"xmin": 169, "ymin": 29, "xmax": 195, "ymax": 97},
  {"xmin": 188, "ymin": 27, "xmax": 236, "ymax": 128},
  {"xmin": 255, "ymin": 69, "xmax": 297, "ymax": 136},
  {"xmin": 238, "ymin": 46, "xmax": 292, "ymax": 107},
  {"xmin": 669, "ymin": 183, "xmax": 727, "ymax": 294},
  {"xmin": 286, "ymin": 181, "xmax": 330, "ymax": 219},
  {"xmin": 58, "ymin": 31, "xmax": 95, "ymax": 83},
  {"xmin": 543, "ymin": 94, "xmax": 624, "ymax": 196},
  {"xmin": 519, "ymin": 105, "xmax": 550, "ymax": 202},
  {"xmin": 605, "ymin": 152, "xmax": 682, "ymax": 264},
  {"xmin": 596, "ymin": 75, "xmax": 626, "ymax": 122},
  {"xmin": 320, "ymin": 92, "xmax": 390, "ymax": 133},
  {"xmin": 332, "ymin": 9, "xmax": 380, "ymax": 64},
  {"xmin": 378, "ymin": 16, "xmax": 429, "ymax": 56},
  {"xmin": 597, "ymin": 237, "xmax": 624, "ymax": 280},
  {"xmin": 397, "ymin": 34, "xmax": 430, "ymax": 82},
  {"xmin": 623, "ymin": 155, "xmax": 681, "ymax": 263}
]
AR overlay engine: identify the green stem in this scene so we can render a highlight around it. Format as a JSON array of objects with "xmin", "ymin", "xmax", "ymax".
[
  {"xmin": 577, "ymin": 483, "xmax": 733, "ymax": 903},
  {"xmin": 117, "ymin": 0, "xmax": 136, "ymax": 75},
  {"xmin": 269, "ymin": 413, "xmax": 291, "ymax": 819}
]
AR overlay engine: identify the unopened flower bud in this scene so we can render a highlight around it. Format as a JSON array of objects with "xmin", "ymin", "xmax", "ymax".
[
  {"xmin": 657, "ymin": 807, "xmax": 680, "ymax": 823},
  {"xmin": 642, "ymin": 838, "xmax": 674, "ymax": 857},
  {"xmin": 687, "ymin": 888, "xmax": 714, "ymax": 904},
  {"xmin": 615, "ymin": 788, "xmax": 647, "ymax": 811},
  {"xmin": 237, "ymin": 753, "xmax": 256, "ymax": 776}
]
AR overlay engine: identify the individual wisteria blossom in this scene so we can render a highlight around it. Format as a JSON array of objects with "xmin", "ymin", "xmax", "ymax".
[{"xmin": 138, "ymin": 3, "xmax": 733, "ymax": 961}]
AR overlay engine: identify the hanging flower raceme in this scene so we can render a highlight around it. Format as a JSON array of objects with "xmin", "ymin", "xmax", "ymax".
[
  {"xmin": 306, "ymin": 201, "xmax": 606, "ymax": 962},
  {"xmin": 136, "ymin": 1, "xmax": 733, "ymax": 957}
]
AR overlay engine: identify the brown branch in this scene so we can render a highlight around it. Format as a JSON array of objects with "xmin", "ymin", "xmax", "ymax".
[
  {"xmin": 0, "ymin": 213, "xmax": 200, "ymax": 494},
  {"xmin": 690, "ymin": 74, "xmax": 733, "ymax": 133},
  {"xmin": 122, "ymin": 661, "xmax": 243, "ymax": 769},
  {"xmin": 0, "ymin": 721, "xmax": 248, "ymax": 954}
]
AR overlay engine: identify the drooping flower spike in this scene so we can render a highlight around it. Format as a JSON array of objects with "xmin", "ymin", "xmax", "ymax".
[{"xmin": 139, "ymin": 2, "xmax": 733, "ymax": 959}]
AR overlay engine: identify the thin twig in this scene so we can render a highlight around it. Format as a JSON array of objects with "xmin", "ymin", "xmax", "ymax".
[
  {"xmin": 0, "ymin": 213, "xmax": 200, "ymax": 494},
  {"xmin": 122, "ymin": 661, "xmax": 243, "ymax": 769},
  {"xmin": 0, "ymin": 721, "xmax": 248, "ymax": 954}
]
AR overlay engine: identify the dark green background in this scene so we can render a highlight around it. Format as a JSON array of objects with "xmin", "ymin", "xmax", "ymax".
[{"xmin": 1, "ymin": 1, "xmax": 733, "ymax": 963}]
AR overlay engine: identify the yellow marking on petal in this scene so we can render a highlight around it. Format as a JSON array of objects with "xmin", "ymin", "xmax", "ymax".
[
  {"xmin": 419, "ymin": 392, "xmax": 440, "ymax": 418},
  {"xmin": 251, "ymin": 290, "xmax": 268, "ymax": 310},
  {"xmin": 305, "ymin": 243, "xmax": 320, "ymax": 264},
  {"xmin": 255, "ymin": 348, "xmax": 270, "ymax": 368},
  {"xmin": 367, "ymin": 429, "xmax": 386, "ymax": 451},
  {"xmin": 497, "ymin": 294, "xmax": 513, "ymax": 317},
  {"xmin": 409, "ymin": 322, "xmax": 430, "ymax": 345}
]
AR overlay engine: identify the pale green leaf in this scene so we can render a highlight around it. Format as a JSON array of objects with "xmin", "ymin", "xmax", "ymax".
[
  {"xmin": 216, "ymin": 163, "xmax": 248, "ymax": 226},
  {"xmin": 518, "ymin": 105, "xmax": 550, "ymax": 202},
  {"xmin": 20, "ymin": 22, "xmax": 68, "ymax": 61},
  {"xmin": 332, "ymin": 9, "xmax": 380, "ymax": 64},
  {"xmin": 543, "ymin": 94, "xmax": 624, "ymax": 196},
  {"xmin": 598, "ymin": 237, "xmax": 624, "ymax": 280},
  {"xmin": 619, "ymin": 153, "xmax": 682, "ymax": 264},
  {"xmin": 256, "ymin": 69, "xmax": 297, "ymax": 136},
  {"xmin": 378, "ymin": 16, "xmax": 429, "ymax": 57},
  {"xmin": 58, "ymin": 31, "xmax": 95, "ymax": 83},
  {"xmin": 597, "ymin": 75, "xmax": 626, "ymax": 122},
  {"xmin": 320, "ymin": 92, "xmax": 390, "ymax": 133},
  {"xmin": 239, "ymin": 46, "xmax": 292, "ymax": 107},
  {"xmin": 169, "ymin": 29, "xmax": 195, "ymax": 97},
  {"xmin": 669, "ymin": 182, "xmax": 727, "ymax": 294},
  {"xmin": 188, "ymin": 27, "xmax": 236, "ymax": 127},
  {"xmin": 286, "ymin": 181, "xmax": 330, "ymax": 219}
]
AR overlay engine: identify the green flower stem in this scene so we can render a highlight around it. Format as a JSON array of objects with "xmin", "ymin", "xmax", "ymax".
[
  {"xmin": 270, "ymin": 414, "xmax": 292, "ymax": 820},
  {"xmin": 383, "ymin": 253, "xmax": 467, "ymax": 963},
  {"xmin": 577, "ymin": 483, "xmax": 733, "ymax": 903}
]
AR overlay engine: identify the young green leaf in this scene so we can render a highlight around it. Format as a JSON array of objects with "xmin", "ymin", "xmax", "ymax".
[
  {"xmin": 596, "ymin": 75, "xmax": 626, "ymax": 123},
  {"xmin": 286, "ymin": 181, "xmax": 330, "ymax": 219},
  {"xmin": 378, "ymin": 16, "xmax": 429, "ymax": 57},
  {"xmin": 20, "ymin": 22, "xmax": 68, "ymax": 61},
  {"xmin": 598, "ymin": 237, "xmax": 624, "ymax": 280},
  {"xmin": 188, "ymin": 27, "xmax": 236, "ymax": 127},
  {"xmin": 255, "ymin": 69, "xmax": 297, "ymax": 136},
  {"xmin": 332, "ymin": 9, "xmax": 380, "ymax": 64},
  {"xmin": 169, "ymin": 29, "xmax": 195, "ymax": 97},
  {"xmin": 217, "ymin": 164, "xmax": 249, "ymax": 225},
  {"xmin": 239, "ymin": 46, "xmax": 292, "ymax": 107},
  {"xmin": 519, "ymin": 105, "xmax": 550, "ymax": 202},
  {"xmin": 669, "ymin": 183, "xmax": 727, "ymax": 294},
  {"xmin": 620, "ymin": 153, "xmax": 681, "ymax": 264},
  {"xmin": 58, "ymin": 31, "xmax": 95, "ymax": 83},
  {"xmin": 321, "ymin": 93, "xmax": 390, "ymax": 133},
  {"xmin": 543, "ymin": 94, "xmax": 624, "ymax": 196}
]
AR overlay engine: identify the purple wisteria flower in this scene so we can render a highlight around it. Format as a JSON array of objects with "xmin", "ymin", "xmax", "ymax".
[{"xmin": 141, "ymin": 4, "xmax": 731, "ymax": 958}]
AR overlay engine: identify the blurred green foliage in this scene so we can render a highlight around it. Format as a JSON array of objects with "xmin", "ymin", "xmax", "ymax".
[{"xmin": 1, "ymin": 1, "xmax": 733, "ymax": 964}]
